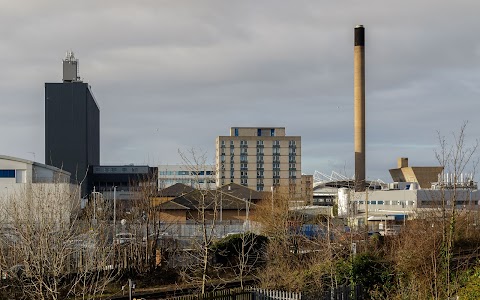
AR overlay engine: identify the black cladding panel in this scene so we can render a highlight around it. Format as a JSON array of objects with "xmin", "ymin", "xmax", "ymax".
[{"xmin": 45, "ymin": 82, "xmax": 99, "ymax": 196}]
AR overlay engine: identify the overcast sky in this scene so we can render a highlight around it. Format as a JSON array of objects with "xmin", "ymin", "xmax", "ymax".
[{"xmin": 1, "ymin": 0, "xmax": 480, "ymax": 182}]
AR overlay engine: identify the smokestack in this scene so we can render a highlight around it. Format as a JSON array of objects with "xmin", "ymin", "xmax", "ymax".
[{"xmin": 354, "ymin": 25, "xmax": 366, "ymax": 192}]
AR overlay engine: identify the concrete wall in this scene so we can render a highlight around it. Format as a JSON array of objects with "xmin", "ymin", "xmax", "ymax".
[
  {"xmin": 159, "ymin": 210, "xmax": 188, "ymax": 223},
  {"xmin": 1, "ymin": 182, "xmax": 80, "ymax": 225}
]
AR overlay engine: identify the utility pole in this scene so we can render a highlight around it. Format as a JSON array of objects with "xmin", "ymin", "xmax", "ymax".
[
  {"xmin": 271, "ymin": 186, "xmax": 274, "ymax": 210},
  {"xmin": 365, "ymin": 187, "xmax": 369, "ymax": 234},
  {"xmin": 128, "ymin": 278, "xmax": 135, "ymax": 300},
  {"xmin": 91, "ymin": 187, "xmax": 103, "ymax": 226},
  {"xmin": 113, "ymin": 186, "xmax": 117, "ymax": 243}
]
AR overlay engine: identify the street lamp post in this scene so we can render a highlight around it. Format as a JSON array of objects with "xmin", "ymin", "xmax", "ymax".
[
  {"xmin": 271, "ymin": 186, "xmax": 274, "ymax": 210},
  {"xmin": 91, "ymin": 187, "xmax": 103, "ymax": 226},
  {"xmin": 220, "ymin": 190, "xmax": 223, "ymax": 222},
  {"xmin": 113, "ymin": 186, "xmax": 117, "ymax": 241}
]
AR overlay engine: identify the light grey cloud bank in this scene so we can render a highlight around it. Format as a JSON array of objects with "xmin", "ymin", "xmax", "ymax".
[{"xmin": 1, "ymin": 0, "xmax": 480, "ymax": 181}]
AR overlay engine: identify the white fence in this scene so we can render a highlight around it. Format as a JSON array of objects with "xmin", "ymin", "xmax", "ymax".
[{"xmin": 254, "ymin": 288, "xmax": 302, "ymax": 300}]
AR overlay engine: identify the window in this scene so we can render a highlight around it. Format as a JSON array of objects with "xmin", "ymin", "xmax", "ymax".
[
  {"xmin": 289, "ymin": 170, "xmax": 296, "ymax": 178},
  {"xmin": 240, "ymin": 155, "xmax": 248, "ymax": 162},
  {"xmin": 273, "ymin": 147, "xmax": 280, "ymax": 155},
  {"xmin": 257, "ymin": 171, "xmax": 264, "ymax": 178},
  {"xmin": 271, "ymin": 129, "xmax": 275, "ymax": 136},
  {"xmin": 240, "ymin": 140, "xmax": 248, "ymax": 146},
  {"xmin": 289, "ymin": 163, "xmax": 296, "ymax": 169},
  {"xmin": 0, "ymin": 170, "xmax": 15, "ymax": 178},
  {"xmin": 273, "ymin": 140, "xmax": 280, "ymax": 147},
  {"xmin": 256, "ymin": 148, "xmax": 264, "ymax": 154},
  {"xmin": 273, "ymin": 178, "xmax": 280, "ymax": 185},
  {"xmin": 221, "ymin": 155, "xmax": 225, "ymax": 162},
  {"xmin": 230, "ymin": 140, "xmax": 234, "ymax": 147},
  {"xmin": 230, "ymin": 170, "xmax": 234, "ymax": 178},
  {"xmin": 289, "ymin": 147, "xmax": 296, "ymax": 154},
  {"xmin": 256, "ymin": 155, "xmax": 264, "ymax": 162},
  {"xmin": 273, "ymin": 155, "xmax": 280, "ymax": 163},
  {"xmin": 257, "ymin": 129, "xmax": 262, "ymax": 136},
  {"xmin": 234, "ymin": 128, "xmax": 239, "ymax": 136},
  {"xmin": 257, "ymin": 140, "xmax": 264, "ymax": 146},
  {"xmin": 273, "ymin": 170, "xmax": 280, "ymax": 178},
  {"xmin": 273, "ymin": 163, "xmax": 280, "ymax": 170},
  {"xmin": 221, "ymin": 140, "xmax": 225, "ymax": 146},
  {"xmin": 241, "ymin": 171, "xmax": 248, "ymax": 178},
  {"xmin": 230, "ymin": 148, "xmax": 235, "ymax": 155},
  {"xmin": 289, "ymin": 140, "xmax": 296, "ymax": 146},
  {"xmin": 241, "ymin": 178, "xmax": 248, "ymax": 185},
  {"xmin": 257, "ymin": 186, "xmax": 264, "ymax": 191},
  {"xmin": 190, "ymin": 171, "xmax": 205, "ymax": 176},
  {"xmin": 241, "ymin": 147, "xmax": 248, "ymax": 154},
  {"xmin": 257, "ymin": 163, "xmax": 264, "ymax": 169},
  {"xmin": 241, "ymin": 163, "xmax": 248, "ymax": 170}
]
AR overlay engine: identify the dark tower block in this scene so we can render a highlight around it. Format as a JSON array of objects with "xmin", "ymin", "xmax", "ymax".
[
  {"xmin": 45, "ymin": 52, "xmax": 100, "ymax": 196},
  {"xmin": 354, "ymin": 25, "xmax": 366, "ymax": 192}
]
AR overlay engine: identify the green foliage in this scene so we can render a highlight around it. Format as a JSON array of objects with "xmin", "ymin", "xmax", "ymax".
[
  {"xmin": 212, "ymin": 232, "xmax": 268, "ymax": 266},
  {"xmin": 212, "ymin": 232, "xmax": 268, "ymax": 254},
  {"xmin": 349, "ymin": 253, "xmax": 395, "ymax": 297},
  {"xmin": 458, "ymin": 266, "xmax": 480, "ymax": 300},
  {"xmin": 336, "ymin": 253, "xmax": 395, "ymax": 294}
]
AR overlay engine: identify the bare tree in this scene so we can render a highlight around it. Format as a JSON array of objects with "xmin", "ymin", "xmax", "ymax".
[
  {"xmin": 434, "ymin": 122, "xmax": 479, "ymax": 298},
  {"xmin": 178, "ymin": 148, "xmax": 221, "ymax": 294},
  {"xmin": 0, "ymin": 181, "xmax": 117, "ymax": 299}
]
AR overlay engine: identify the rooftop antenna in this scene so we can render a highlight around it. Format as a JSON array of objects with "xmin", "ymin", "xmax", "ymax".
[
  {"xmin": 62, "ymin": 50, "xmax": 81, "ymax": 82},
  {"xmin": 27, "ymin": 152, "xmax": 35, "ymax": 162}
]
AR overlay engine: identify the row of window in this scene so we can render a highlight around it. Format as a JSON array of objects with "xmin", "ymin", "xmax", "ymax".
[
  {"xmin": 226, "ymin": 170, "xmax": 294, "ymax": 177},
  {"xmin": 159, "ymin": 170, "xmax": 214, "ymax": 176},
  {"xmin": 222, "ymin": 154, "xmax": 296, "ymax": 161},
  {"xmin": 358, "ymin": 200, "xmax": 415, "ymax": 206},
  {"xmin": 222, "ymin": 149, "xmax": 293, "ymax": 155},
  {"xmin": 160, "ymin": 179, "xmax": 216, "ymax": 185},
  {"xmin": 221, "ymin": 140, "xmax": 297, "ymax": 147},
  {"xmin": 222, "ymin": 162, "xmax": 296, "ymax": 170}
]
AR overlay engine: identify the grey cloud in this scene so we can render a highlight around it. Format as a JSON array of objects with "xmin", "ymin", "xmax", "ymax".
[{"xmin": 1, "ymin": 0, "xmax": 480, "ymax": 182}]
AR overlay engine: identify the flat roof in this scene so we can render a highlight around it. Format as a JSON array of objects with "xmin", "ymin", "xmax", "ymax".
[{"xmin": 0, "ymin": 155, "xmax": 71, "ymax": 176}]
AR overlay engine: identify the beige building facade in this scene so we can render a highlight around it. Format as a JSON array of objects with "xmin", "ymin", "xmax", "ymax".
[
  {"xmin": 389, "ymin": 157, "xmax": 444, "ymax": 189},
  {"xmin": 216, "ymin": 127, "xmax": 301, "ymax": 195}
]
